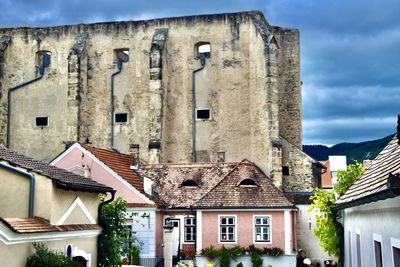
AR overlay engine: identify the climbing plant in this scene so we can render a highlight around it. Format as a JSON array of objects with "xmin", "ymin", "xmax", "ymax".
[{"xmin": 309, "ymin": 162, "xmax": 364, "ymax": 257}]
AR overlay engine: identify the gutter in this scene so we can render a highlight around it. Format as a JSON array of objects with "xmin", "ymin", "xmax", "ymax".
[
  {"xmin": 97, "ymin": 190, "xmax": 116, "ymax": 267},
  {"xmin": 191, "ymin": 54, "xmax": 206, "ymax": 162},
  {"xmin": 7, "ymin": 72, "xmax": 44, "ymax": 148},
  {"xmin": 0, "ymin": 162, "xmax": 34, "ymax": 217},
  {"xmin": 110, "ymin": 61, "xmax": 123, "ymax": 149}
]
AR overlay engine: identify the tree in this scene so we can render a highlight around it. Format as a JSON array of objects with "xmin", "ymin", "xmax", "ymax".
[
  {"xmin": 309, "ymin": 162, "xmax": 364, "ymax": 257},
  {"xmin": 98, "ymin": 197, "xmax": 138, "ymax": 267}
]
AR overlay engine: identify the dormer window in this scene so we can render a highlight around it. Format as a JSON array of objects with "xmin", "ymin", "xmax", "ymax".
[
  {"xmin": 238, "ymin": 178, "xmax": 258, "ymax": 187},
  {"xmin": 180, "ymin": 179, "xmax": 198, "ymax": 187}
]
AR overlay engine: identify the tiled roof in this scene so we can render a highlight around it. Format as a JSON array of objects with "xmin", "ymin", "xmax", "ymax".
[
  {"xmin": 336, "ymin": 136, "xmax": 400, "ymax": 205},
  {"xmin": 139, "ymin": 160, "xmax": 293, "ymax": 209},
  {"xmin": 285, "ymin": 192, "xmax": 313, "ymax": 205},
  {"xmin": 139, "ymin": 162, "xmax": 238, "ymax": 208},
  {"xmin": 1, "ymin": 217, "xmax": 101, "ymax": 233},
  {"xmin": 0, "ymin": 147, "xmax": 114, "ymax": 193},
  {"xmin": 194, "ymin": 160, "xmax": 294, "ymax": 208},
  {"xmin": 127, "ymin": 203, "xmax": 156, "ymax": 208},
  {"xmin": 81, "ymin": 144, "xmax": 144, "ymax": 191}
]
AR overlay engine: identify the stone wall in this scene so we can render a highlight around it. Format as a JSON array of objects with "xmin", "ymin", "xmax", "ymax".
[{"xmin": 0, "ymin": 11, "xmax": 311, "ymax": 190}]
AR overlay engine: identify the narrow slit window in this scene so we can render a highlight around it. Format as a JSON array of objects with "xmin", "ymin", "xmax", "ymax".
[
  {"xmin": 36, "ymin": 51, "xmax": 51, "ymax": 70},
  {"xmin": 115, "ymin": 49, "xmax": 129, "ymax": 62},
  {"xmin": 35, "ymin": 117, "xmax": 48, "ymax": 127},
  {"xmin": 115, "ymin": 113, "xmax": 128, "ymax": 123},
  {"xmin": 196, "ymin": 109, "xmax": 210, "ymax": 120},
  {"xmin": 195, "ymin": 42, "xmax": 211, "ymax": 59},
  {"xmin": 374, "ymin": 240, "xmax": 383, "ymax": 267}
]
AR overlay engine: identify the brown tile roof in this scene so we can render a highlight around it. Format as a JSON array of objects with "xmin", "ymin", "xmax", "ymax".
[
  {"xmin": 81, "ymin": 144, "xmax": 143, "ymax": 191},
  {"xmin": 194, "ymin": 160, "xmax": 294, "ymax": 208},
  {"xmin": 0, "ymin": 147, "xmax": 114, "ymax": 193},
  {"xmin": 127, "ymin": 203, "xmax": 156, "ymax": 208},
  {"xmin": 139, "ymin": 162, "xmax": 238, "ymax": 208},
  {"xmin": 1, "ymin": 217, "xmax": 101, "ymax": 233},
  {"xmin": 139, "ymin": 160, "xmax": 293, "ymax": 209},
  {"xmin": 336, "ymin": 136, "xmax": 400, "ymax": 206}
]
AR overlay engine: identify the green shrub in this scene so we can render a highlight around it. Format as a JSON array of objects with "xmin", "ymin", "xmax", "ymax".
[
  {"xmin": 236, "ymin": 262, "xmax": 244, "ymax": 267},
  {"xmin": 263, "ymin": 247, "xmax": 284, "ymax": 256},
  {"xmin": 201, "ymin": 246, "xmax": 220, "ymax": 260},
  {"xmin": 219, "ymin": 247, "xmax": 231, "ymax": 267},
  {"xmin": 229, "ymin": 246, "xmax": 245, "ymax": 260},
  {"xmin": 249, "ymin": 246, "xmax": 263, "ymax": 267},
  {"xmin": 26, "ymin": 243, "xmax": 80, "ymax": 267}
]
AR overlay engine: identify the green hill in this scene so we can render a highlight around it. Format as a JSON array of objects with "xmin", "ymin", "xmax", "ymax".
[{"xmin": 303, "ymin": 133, "xmax": 395, "ymax": 164}]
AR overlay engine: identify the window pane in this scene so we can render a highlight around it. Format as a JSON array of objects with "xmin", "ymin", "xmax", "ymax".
[
  {"xmin": 221, "ymin": 218, "xmax": 226, "ymax": 225},
  {"xmin": 255, "ymin": 218, "xmax": 261, "ymax": 224},
  {"xmin": 228, "ymin": 227, "xmax": 234, "ymax": 234},
  {"xmin": 228, "ymin": 218, "xmax": 234, "ymax": 225}
]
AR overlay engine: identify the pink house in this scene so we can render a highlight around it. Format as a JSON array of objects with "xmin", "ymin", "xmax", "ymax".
[{"xmin": 52, "ymin": 144, "xmax": 297, "ymax": 266}]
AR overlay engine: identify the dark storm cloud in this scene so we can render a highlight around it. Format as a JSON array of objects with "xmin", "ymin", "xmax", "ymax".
[{"xmin": 0, "ymin": 0, "xmax": 398, "ymax": 145}]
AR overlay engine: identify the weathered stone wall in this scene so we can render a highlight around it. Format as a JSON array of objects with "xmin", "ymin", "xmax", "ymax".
[
  {"xmin": 0, "ymin": 11, "xmax": 310, "ymax": 191},
  {"xmin": 281, "ymin": 137, "xmax": 320, "ymax": 192}
]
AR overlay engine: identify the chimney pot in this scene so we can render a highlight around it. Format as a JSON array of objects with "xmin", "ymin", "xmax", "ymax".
[{"xmin": 129, "ymin": 144, "xmax": 140, "ymax": 169}]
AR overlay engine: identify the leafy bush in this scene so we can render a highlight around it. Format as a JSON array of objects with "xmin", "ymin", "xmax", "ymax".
[
  {"xmin": 98, "ymin": 197, "xmax": 135, "ymax": 267},
  {"xmin": 263, "ymin": 247, "xmax": 284, "ymax": 256},
  {"xmin": 26, "ymin": 243, "xmax": 80, "ymax": 267},
  {"xmin": 249, "ymin": 247, "xmax": 263, "ymax": 267},
  {"xmin": 218, "ymin": 247, "xmax": 231, "ymax": 267},
  {"xmin": 201, "ymin": 246, "xmax": 220, "ymax": 260},
  {"xmin": 229, "ymin": 246, "xmax": 245, "ymax": 260}
]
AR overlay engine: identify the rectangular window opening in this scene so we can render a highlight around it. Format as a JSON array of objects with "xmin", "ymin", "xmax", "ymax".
[
  {"xmin": 254, "ymin": 216, "xmax": 271, "ymax": 242},
  {"xmin": 356, "ymin": 233, "xmax": 361, "ymax": 267},
  {"xmin": 35, "ymin": 117, "xmax": 48, "ymax": 127},
  {"xmin": 393, "ymin": 246, "xmax": 400, "ymax": 267},
  {"xmin": 115, "ymin": 49, "xmax": 129, "ymax": 62},
  {"xmin": 184, "ymin": 217, "xmax": 196, "ymax": 242},
  {"xmin": 374, "ymin": 240, "xmax": 382, "ymax": 267},
  {"xmin": 196, "ymin": 109, "xmax": 211, "ymax": 120},
  {"xmin": 220, "ymin": 216, "xmax": 235, "ymax": 242},
  {"xmin": 348, "ymin": 231, "xmax": 352, "ymax": 267},
  {"xmin": 115, "ymin": 113, "xmax": 128, "ymax": 123},
  {"xmin": 282, "ymin": 166, "xmax": 290, "ymax": 176}
]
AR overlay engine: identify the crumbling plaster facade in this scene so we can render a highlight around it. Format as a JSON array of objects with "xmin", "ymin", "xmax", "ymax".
[{"xmin": 0, "ymin": 11, "xmax": 316, "ymax": 192}]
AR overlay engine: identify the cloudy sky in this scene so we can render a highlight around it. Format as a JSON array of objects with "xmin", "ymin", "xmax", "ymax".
[{"xmin": 1, "ymin": 0, "xmax": 399, "ymax": 146}]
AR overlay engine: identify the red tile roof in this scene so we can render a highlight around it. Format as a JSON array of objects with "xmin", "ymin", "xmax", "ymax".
[
  {"xmin": 0, "ymin": 147, "xmax": 114, "ymax": 193},
  {"xmin": 1, "ymin": 217, "xmax": 101, "ymax": 233},
  {"xmin": 139, "ymin": 160, "xmax": 293, "ymax": 209},
  {"xmin": 81, "ymin": 144, "xmax": 144, "ymax": 191},
  {"xmin": 336, "ymin": 136, "xmax": 400, "ymax": 206}
]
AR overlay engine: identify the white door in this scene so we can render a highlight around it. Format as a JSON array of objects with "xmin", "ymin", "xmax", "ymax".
[{"xmin": 165, "ymin": 218, "xmax": 180, "ymax": 256}]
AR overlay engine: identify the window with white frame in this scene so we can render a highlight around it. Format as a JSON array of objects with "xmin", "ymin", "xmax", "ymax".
[
  {"xmin": 184, "ymin": 217, "xmax": 196, "ymax": 242},
  {"xmin": 254, "ymin": 216, "xmax": 270, "ymax": 242},
  {"xmin": 220, "ymin": 216, "xmax": 235, "ymax": 242}
]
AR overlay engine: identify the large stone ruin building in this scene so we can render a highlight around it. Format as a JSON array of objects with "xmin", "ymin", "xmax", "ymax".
[{"xmin": 0, "ymin": 11, "xmax": 321, "ymax": 193}]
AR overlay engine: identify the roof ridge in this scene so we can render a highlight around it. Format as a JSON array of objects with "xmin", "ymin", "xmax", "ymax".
[{"xmin": 193, "ymin": 160, "xmax": 247, "ymax": 206}]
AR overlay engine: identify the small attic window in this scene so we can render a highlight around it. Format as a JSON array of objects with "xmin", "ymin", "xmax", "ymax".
[
  {"xmin": 35, "ymin": 116, "xmax": 48, "ymax": 127},
  {"xmin": 115, "ymin": 49, "xmax": 129, "ymax": 62},
  {"xmin": 36, "ymin": 51, "xmax": 51, "ymax": 68},
  {"xmin": 115, "ymin": 113, "xmax": 128, "ymax": 123},
  {"xmin": 195, "ymin": 42, "xmax": 211, "ymax": 59},
  {"xmin": 196, "ymin": 109, "xmax": 211, "ymax": 120},
  {"xmin": 238, "ymin": 178, "xmax": 258, "ymax": 187},
  {"xmin": 181, "ymin": 180, "xmax": 198, "ymax": 187},
  {"xmin": 282, "ymin": 166, "xmax": 290, "ymax": 176}
]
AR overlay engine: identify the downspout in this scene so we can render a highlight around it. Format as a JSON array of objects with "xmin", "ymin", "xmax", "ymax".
[
  {"xmin": 110, "ymin": 61, "xmax": 123, "ymax": 149},
  {"xmin": 191, "ymin": 54, "xmax": 206, "ymax": 162},
  {"xmin": 7, "ymin": 69, "xmax": 44, "ymax": 148},
  {"xmin": 97, "ymin": 190, "xmax": 116, "ymax": 267},
  {"xmin": 0, "ymin": 162, "xmax": 34, "ymax": 217},
  {"xmin": 332, "ymin": 209, "xmax": 344, "ymax": 266}
]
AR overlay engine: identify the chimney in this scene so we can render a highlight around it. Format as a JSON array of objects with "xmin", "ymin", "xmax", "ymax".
[
  {"xmin": 148, "ymin": 139, "xmax": 161, "ymax": 164},
  {"xmin": 129, "ymin": 144, "xmax": 140, "ymax": 169},
  {"xmin": 217, "ymin": 151, "xmax": 225, "ymax": 162}
]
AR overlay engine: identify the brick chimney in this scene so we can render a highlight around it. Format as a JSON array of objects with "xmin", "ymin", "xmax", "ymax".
[
  {"xmin": 129, "ymin": 144, "xmax": 140, "ymax": 169},
  {"xmin": 148, "ymin": 139, "xmax": 161, "ymax": 164}
]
